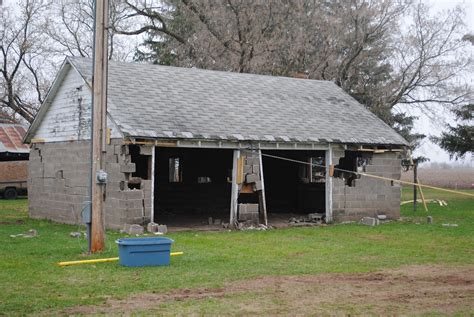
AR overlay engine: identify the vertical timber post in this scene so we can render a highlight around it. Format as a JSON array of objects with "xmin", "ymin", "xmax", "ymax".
[
  {"xmin": 91, "ymin": 0, "xmax": 109, "ymax": 253},
  {"xmin": 413, "ymin": 159, "xmax": 418, "ymax": 212},
  {"xmin": 229, "ymin": 149, "xmax": 240, "ymax": 228},
  {"xmin": 257, "ymin": 149, "xmax": 268, "ymax": 226},
  {"xmin": 150, "ymin": 146, "xmax": 156, "ymax": 223},
  {"xmin": 325, "ymin": 145, "xmax": 333, "ymax": 222}
]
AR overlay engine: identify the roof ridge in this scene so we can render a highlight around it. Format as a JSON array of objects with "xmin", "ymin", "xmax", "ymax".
[{"xmin": 67, "ymin": 56, "xmax": 336, "ymax": 85}]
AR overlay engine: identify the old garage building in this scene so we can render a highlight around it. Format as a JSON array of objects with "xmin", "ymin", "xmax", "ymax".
[{"xmin": 24, "ymin": 57, "xmax": 407, "ymax": 229}]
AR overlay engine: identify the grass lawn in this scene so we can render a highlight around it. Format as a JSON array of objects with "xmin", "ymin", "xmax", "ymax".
[{"xmin": 0, "ymin": 188, "xmax": 473, "ymax": 315}]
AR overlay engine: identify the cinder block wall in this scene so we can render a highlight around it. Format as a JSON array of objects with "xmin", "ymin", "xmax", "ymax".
[
  {"xmin": 331, "ymin": 149, "xmax": 402, "ymax": 221},
  {"xmin": 28, "ymin": 139, "xmax": 152, "ymax": 229}
]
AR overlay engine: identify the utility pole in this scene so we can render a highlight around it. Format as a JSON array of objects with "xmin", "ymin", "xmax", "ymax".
[{"xmin": 90, "ymin": 0, "xmax": 109, "ymax": 252}]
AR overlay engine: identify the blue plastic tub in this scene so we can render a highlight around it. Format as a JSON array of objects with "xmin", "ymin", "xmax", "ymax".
[{"xmin": 116, "ymin": 237, "xmax": 174, "ymax": 267}]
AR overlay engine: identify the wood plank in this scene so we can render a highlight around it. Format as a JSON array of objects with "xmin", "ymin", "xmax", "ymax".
[
  {"xmin": 229, "ymin": 150, "xmax": 240, "ymax": 228},
  {"xmin": 258, "ymin": 149, "xmax": 268, "ymax": 226}
]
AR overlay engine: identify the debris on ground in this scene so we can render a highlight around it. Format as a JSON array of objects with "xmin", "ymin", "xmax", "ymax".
[
  {"xmin": 70, "ymin": 232, "xmax": 82, "ymax": 238},
  {"xmin": 360, "ymin": 217, "xmax": 379, "ymax": 226},
  {"xmin": 10, "ymin": 229, "xmax": 37, "ymax": 238},
  {"xmin": 442, "ymin": 223, "xmax": 458, "ymax": 227},
  {"xmin": 147, "ymin": 222, "xmax": 158, "ymax": 233},
  {"xmin": 239, "ymin": 223, "xmax": 270, "ymax": 231},
  {"xmin": 427, "ymin": 216, "xmax": 433, "ymax": 224},
  {"xmin": 288, "ymin": 213, "xmax": 325, "ymax": 226},
  {"xmin": 121, "ymin": 224, "xmax": 144, "ymax": 235},
  {"xmin": 377, "ymin": 214, "xmax": 387, "ymax": 220},
  {"xmin": 146, "ymin": 222, "xmax": 167, "ymax": 234},
  {"xmin": 400, "ymin": 199, "xmax": 448, "ymax": 206}
]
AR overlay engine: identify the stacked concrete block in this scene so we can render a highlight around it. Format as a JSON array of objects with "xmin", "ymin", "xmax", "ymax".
[
  {"xmin": 238, "ymin": 203, "xmax": 259, "ymax": 223},
  {"xmin": 141, "ymin": 180, "xmax": 153, "ymax": 220},
  {"xmin": 241, "ymin": 150, "xmax": 262, "ymax": 191},
  {"xmin": 331, "ymin": 150, "xmax": 402, "ymax": 222},
  {"xmin": 28, "ymin": 139, "xmax": 153, "ymax": 230}
]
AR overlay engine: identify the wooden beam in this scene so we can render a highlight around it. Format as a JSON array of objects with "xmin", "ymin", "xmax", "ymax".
[
  {"xmin": 237, "ymin": 155, "xmax": 244, "ymax": 184},
  {"xmin": 257, "ymin": 149, "xmax": 268, "ymax": 226},
  {"xmin": 325, "ymin": 146, "xmax": 333, "ymax": 222},
  {"xmin": 150, "ymin": 147, "xmax": 156, "ymax": 222},
  {"xmin": 229, "ymin": 150, "xmax": 240, "ymax": 228}
]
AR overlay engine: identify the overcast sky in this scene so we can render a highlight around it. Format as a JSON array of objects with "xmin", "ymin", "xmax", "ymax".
[{"xmin": 412, "ymin": 0, "xmax": 473, "ymax": 164}]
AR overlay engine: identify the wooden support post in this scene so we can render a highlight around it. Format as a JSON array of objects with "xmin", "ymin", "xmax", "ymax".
[
  {"xmin": 229, "ymin": 150, "xmax": 240, "ymax": 228},
  {"xmin": 413, "ymin": 160, "xmax": 418, "ymax": 212},
  {"xmin": 417, "ymin": 177, "xmax": 428, "ymax": 212},
  {"xmin": 150, "ymin": 147, "xmax": 156, "ymax": 222},
  {"xmin": 257, "ymin": 149, "xmax": 268, "ymax": 226},
  {"xmin": 90, "ymin": 0, "xmax": 109, "ymax": 253},
  {"xmin": 325, "ymin": 145, "xmax": 333, "ymax": 222}
]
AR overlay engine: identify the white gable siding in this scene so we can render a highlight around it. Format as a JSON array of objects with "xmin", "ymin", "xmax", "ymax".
[{"xmin": 33, "ymin": 66, "xmax": 121, "ymax": 142}]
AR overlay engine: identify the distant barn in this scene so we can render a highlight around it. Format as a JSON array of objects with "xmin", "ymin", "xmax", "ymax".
[{"xmin": 24, "ymin": 57, "xmax": 406, "ymax": 229}]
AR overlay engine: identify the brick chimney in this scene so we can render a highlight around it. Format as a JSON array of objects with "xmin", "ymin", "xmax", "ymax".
[{"xmin": 294, "ymin": 71, "xmax": 309, "ymax": 79}]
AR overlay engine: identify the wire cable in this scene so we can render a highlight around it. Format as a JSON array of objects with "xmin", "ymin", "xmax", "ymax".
[{"xmin": 261, "ymin": 153, "xmax": 474, "ymax": 197}]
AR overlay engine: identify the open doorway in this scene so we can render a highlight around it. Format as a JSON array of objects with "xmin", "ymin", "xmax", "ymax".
[
  {"xmin": 154, "ymin": 147, "xmax": 233, "ymax": 229},
  {"xmin": 262, "ymin": 150, "xmax": 326, "ymax": 224}
]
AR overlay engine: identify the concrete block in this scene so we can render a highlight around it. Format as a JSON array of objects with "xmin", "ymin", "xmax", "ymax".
[
  {"xmin": 121, "ymin": 145, "xmax": 129, "ymax": 155},
  {"xmin": 245, "ymin": 173, "xmax": 259, "ymax": 184},
  {"xmin": 243, "ymin": 165, "xmax": 252, "ymax": 174},
  {"xmin": 246, "ymin": 204, "xmax": 259, "ymax": 213},
  {"xmin": 147, "ymin": 222, "xmax": 159, "ymax": 233},
  {"xmin": 157, "ymin": 225, "xmax": 167, "ymax": 234},
  {"xmin": 246, "ymin": 157, "xmax": 259, "ymax": 165},
  {"xmin": 238, "ymin": 209, "xmax": 259, "ymax": 223},
  {"xmin": 252, "ymin": 181, "xmax": 263, "ymax": 192},
  {"xmin": 139, "ymin": 146, "xmax": 153, "ymax": 156},
  {"xmin": 123, "ymin": 224, "xmax": 144, "ymax": 235},
  {"xmin": 360, "ymin": 217, "xmax": 379, "ymax": 226},
  {"xmin": 124, "ymin": 190, "xmax": 143, "ymax": 200},
  {"xmin": 120, "ymin": 163, "xmax": 136, "ymax": 173},
  {"xmin": 252, "ymin": 165, "xmax": 261, "ymax": 174}
]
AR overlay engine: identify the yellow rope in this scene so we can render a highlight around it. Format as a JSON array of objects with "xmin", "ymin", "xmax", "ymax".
[{"xmin": 261, "ymin": 153, "xmax": 474, "ymax": 198}]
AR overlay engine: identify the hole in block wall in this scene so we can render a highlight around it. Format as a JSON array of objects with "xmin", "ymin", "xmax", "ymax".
[
  {"xmin": 334, "ymin": 151, "xmax": 372, "ymax": 187},
  {"xmin": 128, "ymin": 177, "xmax": 141, "ymax": 190},
  {"xmin": 129, "ymin": 145, "xmax": 150, "ymax": 180}
]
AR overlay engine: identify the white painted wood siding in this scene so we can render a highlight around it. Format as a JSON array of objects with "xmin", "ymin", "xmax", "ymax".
[{"xmin": 33, "ymin": 66, "xmax": 121, "ymax": 142}]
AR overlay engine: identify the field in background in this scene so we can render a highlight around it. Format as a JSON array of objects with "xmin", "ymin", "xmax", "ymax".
[
  {"xmin": 401, "ymin": 166, "xmax": 473, "ymax": 189},
  {"xmin": 0, "ymin": 188, "xmax": 473, "ymax": 315}
]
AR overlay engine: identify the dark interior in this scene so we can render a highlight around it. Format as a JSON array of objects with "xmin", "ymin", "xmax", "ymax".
[
  {"xmin": 154, "ymin": 147, "xmax": 233, "ymax": 224},
  {"xmin": 262, "ymin": 150, "xmax": 326, "ymax": 214}
]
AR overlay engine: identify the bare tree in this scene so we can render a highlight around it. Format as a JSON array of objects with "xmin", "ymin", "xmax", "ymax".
[
  {"xmin": 0, "ymin": 0, "xmax": 52, "ymax": 123},
  {"xmin": 46, "ymin": 0, "xmax": 140, "ymax": 61},
  {"xmin": 117, "ymin": 0, "xmax": 473, "ymax": 147}
]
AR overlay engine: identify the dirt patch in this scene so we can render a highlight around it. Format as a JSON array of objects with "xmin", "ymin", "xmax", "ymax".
[{"xmin": 60, "ymin": 265, "xmax": 474, "ymax": 315}]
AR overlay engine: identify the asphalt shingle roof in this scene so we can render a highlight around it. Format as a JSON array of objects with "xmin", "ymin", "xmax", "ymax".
[{"xmin": 69, "ymin": 57, "xmax": 407, "ymax": 145}]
